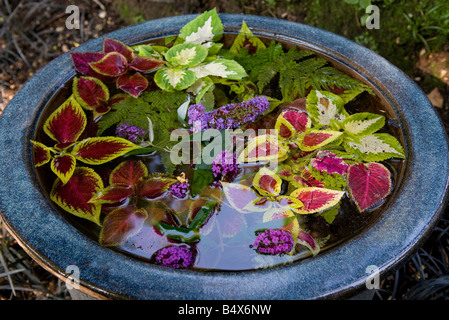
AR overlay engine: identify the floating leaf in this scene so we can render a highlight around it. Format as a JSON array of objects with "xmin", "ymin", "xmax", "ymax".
[
  {"xmin": 72, "ymin": 136, "xmax": 140, "ymax": 165},
  {"xmin": 190, "ymin": 168, "xmax": 214, "ymax": 197},
  {"xmin": 50, "ymin": 154, "xmax": 76, "ymax": 185},
  {"xmin": 310, "ymin": 150, "xmax": 349, "ymax": 175},
  {"xmin": 306, "ymin": 90, "xmax": 348, "ymax": 127},
  {"xmin": 344, "ymin": 133, "xmax": 406, "ymax": 162},
  {"xmin": 179, "ymin": 8, "xmax": 223, "ymax": 45},
  {"xmin": 263, "ymin": 208, "xmax": 300, "ymax": 242},
  {"xmin": 116, "ymin": 73, "xmax": 149, "ymax": 98},
  {"xmin": 165, "ymin": 42, "xmax": 208, "ymax": 67},
  {"xmin": 138, "ymin": 175, "xmax": 177, "ymax": 200},
  {"xmin": 221, "ymin": 182, "xmax": 271, "ymax": 214},
  {"xmin": 70, "ymin": 52, "xmax": 113, "ymax": 82},
  {"xmin": 73, "ymin": 76, "xmax": 109, "ymax": 110},
  {"xmin": 298, "ymin": 129, "xmax": 342, "ymax": 151},
  {"xmin": 342, "ymin": 112, "xmax": 385, "ymax": 137},
  {"xmin": 237, "ymin": 134, "xmax": 287, "ymax": 163},
  {"xmin": 290, "ymin": 187, "xmax": 345, "ymax": 214},
  {"xmin": 30, "ymin": 140, "xmax": 52, "ymax": 167},
  {"xmin": 110, "ymin": 160, "xmax": 148, "ymax": 186},
  {"xmin": 297, "ymin": 230, "xmax": 320, "ymax": 256},
  {"xmin": 89, "ymin": 52, "xmax": 128, "ymax": 77},
  {"xmin": 50, "ymin": 167, "xmax": 103, "ymax": 225},
  {"xmin": 89, "ymin": 185, "xmax": 134, "ymax": 205},
  {"xmin": 43, "ymin": 96, "xmax": 86, "ymax": 149},
  {"xmin": 275, "ymin": 110, "xmax": 311, "ymax": 139},
  {"xmin": 99, "ymin": 205, "xmax": 148, "ymax": 246},
  {"xmin": 103, "ymin": 38, "xmax": 134, "ymax": 62},
  {"xmin": 347, "ymin": 162, "xmax": 392, "ymax": 213},
  {"xmin": 253, "ymin": 167, "xmax": 282, "ymax": 197},
  {"xmin": 128, "ymin": 57, "xmax": 165, "ymax": 72}
]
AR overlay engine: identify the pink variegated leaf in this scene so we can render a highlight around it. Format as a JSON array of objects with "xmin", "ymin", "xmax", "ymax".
[
  {"xmin": 290, "ymin": 187, "xmax": 345, "ymax": 214},
  {"xmin": 73, "ymin": 76, "xmax": 109, "ymax": 110},
  {"xmin": 128, "ymin": 57, "xmax": 165, "ymax": 72},
  {"xmin": 297, "ymin": 230, "xmax": 320, "ymax": 256},
  {"xmin": 347, "ymin": 162, "xmax": 392, "ymax": 213},
  {"xmin": 109, "ymin": 160, "xmax": 148, "ymax": 187},
  {"xmin": 30, "ymin": 140, "xmax": 53, "ymax": 167},
  {"xmin": 116, "ymin": 73, "xmax": 149, "ymax": 98},
  {"xmin": 43, "ymin": 96, "xmax": 86, "ymax": 149},
  {"xmin": 238, "ymin": 134, "xmax": 287, "ymax": 163},
  {"xmin": 298, "ymin": 129, "xmax": 342, "ymax": 152},
  {"xmin": 50, "ymin": 154, "xmax": 76, "ymax": 185},
  {"xmin": 275, "ymin": 110, "xmax": 311, "ymax": 139},
  {"xmin": 50, "ymin": 167, "xmax": 104, "ymax": 225},
  {"xmin": 103, "ymin": 38, "xmax": 134, "ymax": 62},
  {"xmin": 311, "ymin": 150, "xmax": 349, "ymax": 175},
  {"xmin": 72, "ymin": 137, "xmax": 140, "ymax": 165},
  {"xmin": 137, "ymin": 175, "xmax": 177, "ymax": 200},
  {"xmin": 89, "ymin": 52, "xmax": 128, "ymax": 77},
  {"xmin": 99, "ymin": 205, "xmax": 148, "ymax": 246},
  {"xmin": 221, "ymin": 182, "xmax": 272, "ymax": 214}
]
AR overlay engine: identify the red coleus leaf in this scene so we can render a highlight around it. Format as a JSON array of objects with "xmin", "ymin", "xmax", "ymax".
[
  {"xmin": 50, "ymin": 154, "xmax": 76, "ymax": 185},
  {"xmin": 275, "ymin": 110, "xmax": 310, "ymax": 139},
  {"xmin": 109, "ymin": 160, "xmax": 148, "ymax": 187},
  {"xmin": 297, "ymin": 230, "xmax": 320, "ymax": 256},
  {"xmin": 253, "ymin": 167, "xmax": 282, "ymax": 197},
  {"xmin": 108, "ymin": 93, "xmax": 129, "ymax": 106},
  {"xmin": 99, "ymin": 205, "xmax": 148, "ymax": 246},
  {"xmin": 128, "ymin": 57, "xmax": 165, "ymax": 72},
  {"xmin": 103, "ymin": 38, "xmax": 135, "ymax": 62},
  {"xmin": 347, "ymin": 162, "xmax": 392, "ymax": 213},
  {"xmin": 73, "ymin": 76, "xmax": 109, "ymax": 110},
  {"xmin": 238, "ymin": 134, "xmax": 287, "ymax": 163},
  {"xmin": 70, "ymin": 52, "xmax": 114, "ymax": 82},
  {"xmin": 50, "ymin": 167, "xmax": 103, "ymax": 225},
  {"xmin": 30, "ymin": 140, "xmax": 52, "ymax": 167},
  {"xmin": 89, "ymin": 52, "xmax": 128, "ymax": 77},
  {"xmin": 116, "ymin": 73, "xmax": 149, "ymax": 98},
  {"xmin": 290, "ymin": 187, "xmax": 345, "ymax": 214},
  {"xmin": 72, "ymin": 136, "xmax": 140, "ymax": 165},
  {"xmin": 89, "ymin": 185, "xmax": 134, "ymax": 205},
  {"xmin": 137, "ymin": 175, "xmax": 177, "ymax": 200},
  {"xmin": 43, "ymin": 96, "xmax": 86, "ymax": 149},
  {"xmin": 299, "ymin": 130, "xmax": 342, "ymax": 152},
  {"xmin": 311, "ymin": 150, "xmax": 349, "ymax": 176}
]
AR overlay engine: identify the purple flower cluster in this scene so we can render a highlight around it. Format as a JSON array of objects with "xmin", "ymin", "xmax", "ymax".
[
  {"xmin": 212, "ymin": 150, "xmax": 238, "ymax": 182},
  {"xmin": 115, "ymin": 123, "xmax": 147, "ymax": 144},
  {"xmin": 252, "ymin": 229, "xmax": 294, "ymax": 255},
  {"xmin": 154, "ymin": 246, "xmax": 194, "ymax": 269},
  {"xmin": 187, "ymin": 96, "xmax": 270, "ymax": 133},
  {"xmin": 169, "ymin": 182, "xmax": 189, "ymax": 199}
]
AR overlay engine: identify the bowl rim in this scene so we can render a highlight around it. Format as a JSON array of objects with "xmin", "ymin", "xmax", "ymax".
[{"xmin": 0, "ymin": 13, "xmax": 448, "ymax": 300}]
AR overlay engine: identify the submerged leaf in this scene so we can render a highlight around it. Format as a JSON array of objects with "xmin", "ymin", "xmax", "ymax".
[
  {"xmin": 99, "ymin": 205, "xmax": 148, "ymax": 246},
  {"xmin": 347, "ymin": 162, "xmax": 392, "ymax": 212},
  {"xmin": 50, "ymin": 167, "xmax": 103, "ymax": 225},
  {"xmin": 221, "ymin": 182, "xmax": 271, "ymax": 214}
]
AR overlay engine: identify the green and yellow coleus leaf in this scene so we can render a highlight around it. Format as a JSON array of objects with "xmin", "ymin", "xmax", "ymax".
[
  {"xmin": 154, "ymin": 67, "xmax": 197, "ymax": 91},
  {"xmin": 179, "ymin": 8, "xmax": 223, "ymax": 46},
  {"xmin": 165, "ymin": 42, "xmax": 208, "ymax": 67},
  {"xmin": 50, "ymin": 167, "xmax": 104, "ymax": 226},
  {"xmin": 344, "ymin": 133, "xmax": 406, "ymax": 162},
  {"xmin": 306, "ymin": 90, "xmax": 348, "ymax": 127},
  {"xmin": 342, "ymin": 112, "xmax": 385, "ymax": 137},
  {"xmin": 190, "ymin": 58, "xmax": 247, "ymax": 80},
  {"xmin": 230, "ymin": 20, "xmax": 266, "ymax": 54}
]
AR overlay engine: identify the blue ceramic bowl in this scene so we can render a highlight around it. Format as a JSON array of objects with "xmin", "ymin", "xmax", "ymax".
[{"xmin": 0, "ymin": 14, "xmax": 448, "ymax": 300}]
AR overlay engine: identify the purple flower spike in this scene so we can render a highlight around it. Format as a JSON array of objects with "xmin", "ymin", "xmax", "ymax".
[
  {"xmin": 169, "ymin": 182, "xmax": 189, "ymax": 199},
  {"xmin": 154, "ymin": 246, "xmax": 194, "ymax": 269},
  {"xmin": 252, "ymin": 229, "xmax": 294, "ymax": 255},
  {"xmin": 187, "ymin": 96, "xmax": 270, "ymax": 133}
]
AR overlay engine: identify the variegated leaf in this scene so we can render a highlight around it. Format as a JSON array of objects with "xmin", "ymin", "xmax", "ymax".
[
  {"xmin": 275, "ymin": 110, "xmax": 311, "ymax": 139},
  {"xmin": 165, "ymin": 42, "xmax": 208, "ymax": 67},
  {"xmin": 306, "ymin": 90, "xmax": 348, "ymax": 127},
  {"xmin": 89, "ymin": 185, "xmax": 134, "ymax": 205},
  {"xmin": 30, "ymin": 140, "xmax": 52, "ymax": 167},
  {"xmin": 43, "ymin": 96, "xmax": 86, "ymax": 149},
  {"xmin": 72, "ymin": 137, "xmax": 140, "ymax": 165},
  {"xmin": 190, "ymin": 58, "xmax": 247, "ymax": 80},
  {"xmin": 137, "ymin": 175, "xmax": 177, "ymax": 200},
  {"xmin": 237, "ymin": 134, "xmax": 287, "ymax": 164},
  {"xmin": 253, "ymin": 167, "xmax": 282, "ymax": 197},
  {"xmin": 109, "ymin": 160, "xmax": 148, "ymax": 186},
  {"xmin": 342, "ymin": 112, "xmax": 385, "ymax": 137},
  {"xmin": 179, "ymin": 8, "xmax": 223, "ymax": 45},
  {"xmin": 221, "ymin": 182, "xmax": 272, "ymax": 214},
  {"xmin": 103, "ymin": 38, "xmax": 134, "ymax": 62},
  {"xmin": 89, "ymin": 52, "xmax": 128, "ymax": 77},
  {"xmin": 116, "ymin": 73, "xmax": 149, "ymax": 98},
  {"xmin": 73, "ymin": 76, "xmax": 110, "ymax": 110},
  {"xmin": 154, "ymin": 67, "xmax": 196, "ymax": 91},
  {"xmin": 344, "ymin": 133, "xmax": 406, "ymax": 162},
  {"xmin": 263, "ymin": 208, "xmax": 299, "ymax": 243},
  {"xmin": 298, "ymin": 129, "xmax": 343, "ymax": 151},
  {"xmin": 290, "ymin": 187, "xmax": 345, "ymax": 214},
  {"xmin": 297, "ymin": 230, "xmax": 320, "ymax": 256},
  {"xmin": 50, "ymin": 167, "xmax": 103, "ymax": 225},
  {"xmin": 230, "ymin": 20, "xmax": 266, "ymax": 54},
  {"xmin": 50, "ymin": 154, "xmax": 76, "ymax": 185}
]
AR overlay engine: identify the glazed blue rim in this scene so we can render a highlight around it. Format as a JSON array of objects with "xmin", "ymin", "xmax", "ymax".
[{"xmin": 0, "ymin": 14, "xmax": 448, "ymax": 300}]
